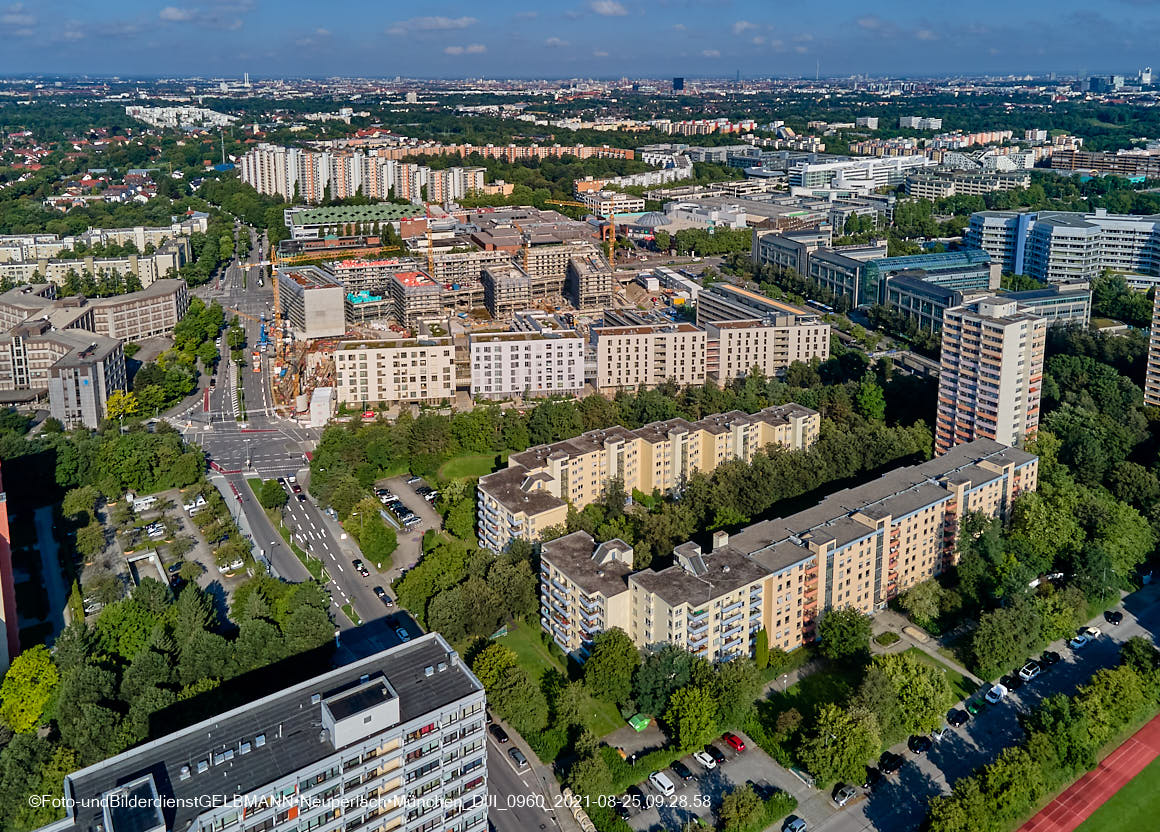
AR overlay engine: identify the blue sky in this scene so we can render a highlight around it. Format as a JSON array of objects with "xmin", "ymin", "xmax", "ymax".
[{"xmin": 1, "ymin": 0, "xmax": 1158, "ymax": 79}]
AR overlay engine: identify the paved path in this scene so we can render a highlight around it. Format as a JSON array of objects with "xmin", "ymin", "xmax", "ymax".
[
  {"xmin": 1019, "ymin": 713, "xmax": 1160, "ymax": 832},
  {"xmin": 33, "ymin": 506, "xmax": 67, "ymax": 637}
]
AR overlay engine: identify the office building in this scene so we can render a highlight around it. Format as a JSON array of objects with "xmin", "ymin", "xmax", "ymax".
[
  {"xmin": 579, "ymin": 190, "xmax": 645, "ymax": 216},
  {"xmin": 334, "ymin": 336, "xmax": 455, "ymax": 406},
  {"xmin": 673, "ymin": 77, "xmax": 685, "ymax": 91},
  {"xmin": 905, "ymin": 171, "xmax": 1031, "ymax": 200},
  {"xmin": 480, "ymin": 265, "xmax": 531, "ymax": 320},
  {"xmin": 0, "ymin": 462, "xmax": 16, "ymax": 671},
  {"xmin": 541, "ymin": 440, "xmax": 1038, "ymax": 659},
  {"xmin": 478, "ymin": 404, "xmax": 820, "ymax": 553},
  {"xmin": 470, "ymin": 314, "xmax": 584, "ymax": 399},
  {"xmin": 787, "ymin": 155, "xmax": 936, "ymax": 190},
  {"xmin": 899, "ymin": 116, "xmax": 943, "ymax": 130},
  {"xmin": 965, "ymin": 208, "xmax": 1160, "ymax": 282},
  {"xmin": 935, "ymin": 297, "xmax": 1046, "ymax": 454},
  {"xmin": 0, "ymin": 217, "xmax": 206, "ymax": 264},
  {"xmin": 277, "ymin": 267, "xmax": 349, "ymax": 340},
  {"xmin": 593, "ymin": 322, "xmax": 706, "ymax": 391},
  {"xmin": 861, "ymin": 249, "xmax": 999, "ymax": 308},
  {"xmin": 696, "ymin": 283, "xmax": 825, "ymax": 327},
  {"xmin": 0, "ymin": 280, "xmax": 189, "ymax": 340},
  {"xmin": 855, "ymin": 116, "xmax": 879, "ymax": 129},
  {"xmin": 0, "ymin": 240, "xmax": 191, "ymax": 288},
  {"xmin": 284, "ymin": 204, "xmax": 424, "ymax": 241},
  {"xmin": 35, "ymin": 634, "xmax": 487, "ymax": 832},
  {"xmin": 751, "ymin": 228, "xmax": 831, "ymax": 273},
  {"xmin": 1003, "ymin": 281, "xmax": 1092, "ymax": 327}
]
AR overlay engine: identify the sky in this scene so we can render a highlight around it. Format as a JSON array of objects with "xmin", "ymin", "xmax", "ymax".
[{"xmin": 2, "ymin": 0, "xmax": 1159, "ymax": 79}]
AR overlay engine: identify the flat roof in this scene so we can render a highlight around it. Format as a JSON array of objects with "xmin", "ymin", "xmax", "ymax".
[
  {"xmin": 541, "ymin": 531, "xmax": 634, "ymax": 598},
  {"xmin": 289, "ymin": 204, "xmax": 423, "ymax": 225}
]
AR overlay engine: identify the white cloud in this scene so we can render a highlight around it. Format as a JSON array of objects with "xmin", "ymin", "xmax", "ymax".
[
  {"xmin": 593, "ymin": 49, "xmax": 609, "ymax": 57},
  {"xmin": 794, "ymin": 44, "xmax": 808, "ymax": 53},
  {"xmin": 545, "ymin": 36, "xmax": 570, "ymax": 47},
  {"xmin": 444, "ymin": 43, "xmax": 486, "ymax": 55},
  {"xmin": 701, "ymin": 48, "xmax": 720, "ymax": 58},
  {"xmin": 159, "ymin": 6, "xmax": 194, "ymax": 22},
  {"xmin": 515, "ymin": 10, "xmax": 539, "ymax": 19},
  {"xmin": 389, "ymin": 15, "xmax": 477, "ymax": 35},
  {"xmin": 915, "ymin": 28, "xmax": 937, "ymax": 41},
  {"xmin": 2, "ymin": 2, "xmax": 35, "ymax": 26},
  {"xmin": 672, "ymin": 23, "xmax": 686, "ymax": 31},
  {"xmin": 732, "ymin": 20, "xmax": 755, "ymax": 35},
  {"xmin": 857, "ymin": 16, "xmax": 882, "ymax": 30},
  {"xmin": 751, "ymin": 35, "xmax": 765, "ymax": 45},
  {"xmin": 590, "ymin": 1, "xmax": 628, "ymax": 16}
]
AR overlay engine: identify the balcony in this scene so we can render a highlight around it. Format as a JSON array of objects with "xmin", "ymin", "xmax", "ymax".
[{"xmin": 722, "ymin": 600, "xmax": 745, "ymax": 615}]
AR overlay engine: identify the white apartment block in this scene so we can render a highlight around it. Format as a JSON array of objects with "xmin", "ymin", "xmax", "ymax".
[
  {"xmin": 334, "ymin": 337, "xmax": 455, "ymax": 406},
  {"xmin": 899, "ymin": 116, "xmax": 943, "ymax": 130},
  {"xmin": 594, "ymin": 323, "xmax": 706, "ymax": 391},
  {"xmin": 580, "ymin": 190, "xmax": 646, "ymax": 216},
  {"xmin": 1145, "ymin": 291, "xmax": 1160, "ymax": 407},
  {"xmin": 469, "ymin": 329, "xmax": 584, "ymax": 399},
  {"xmin": 788, "ymin": 155, "xmax": 936, "ymax": 189},
  {"xmin": 936, "ymin": 297, "xmax": 1046, "ymax": 455}
]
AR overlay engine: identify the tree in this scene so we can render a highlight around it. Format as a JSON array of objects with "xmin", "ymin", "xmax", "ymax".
[
  {"xmin": 774, "ymin": 708, "xmax": 803, "ymax": 742},
  {"xmin": 664, "ymin": 686, "xmax": 717, "ymax": 751},
  {"xmin": 567, "ymin": 754, "xmax": 613, "ymax": 799},
  {"xmin": 105, "ymin": 389, "xmax": 140, "ymax": 421},
  {"xmin": 718, "ymin": 784, "xmax": 762, "ymax": 832},
  {"xmin": 633, "ymin": 644, "xmax": 699, "ymax": 715},
  {"xmin": 874, "ymin": 652, "xmax": 953, "ymax": 736},
  {"xmin": 584, "ymin": 628, "xmax": 640, "ymax": 705},
  {"xmin": 471, "ymin": 644, "xmax": 518, "ymax": 690},
  {"xmin": 754, "ymin": 628, "xmax": 770, "ymax": 670},
  {"xmin": 797, "ymin": 704, "xmax": 881, "ymax": 786},
  {"xmin": 899, "ymin": 580, "xmax": 942, "ymax": 628},
  {"xmin": 75, "ymin": 521, "xmax": 106, "ymax": 558},
  {"xmin": 817, "ymin": 607, "xmax": 872, "ymax": 662},
  {"xmin": 258, "ymin": 479, "xmax": 288, "ymax": 510},
  {"xmin": 855, "ymin": 374, "xmax": 886, "ymax": 421},
  {"xmin": 971, "ymin": 599, "xmax": 1042, "ymax": 679},
  {"xmin": 0, "ymin": 646, "xmax": 59, "ymax": 733},
  {"xmin": 61, "ymin": 485, "xmax": 100, "ymax": 525}
]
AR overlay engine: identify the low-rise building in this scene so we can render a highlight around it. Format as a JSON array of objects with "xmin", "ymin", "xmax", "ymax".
[
  {"xmin": 579, "ymin": 190, "xmax": 646, "ymax": 216},
  {"xmin": 705, "ymin": 318, "xmax": 831, "ymax": 381},
  {"xmin": 905, "ymin": 171, "xmax": 1031, "ymax": 200},
  {"xmin": 334, "ymin": 336, "xmax": 455, "ymax": 406}
]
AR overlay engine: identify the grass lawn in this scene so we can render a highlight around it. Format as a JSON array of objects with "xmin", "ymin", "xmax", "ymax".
[
  {"xmin": 904, "ymin": 647, "xmax": 977, "ymax": 702},
  {"xmin": 497, "ymin": 622, "xmax": 624, "ymax": 738},
  {"xmin": 437, "ymin": 454, "xmax": 501, "ymax": 482},
  {"xmin": 249, "ymin": 478, "xmax": 326, "ymax": 583},
  {"xmin": 1075, "ymin": 755, "xmax": 1160, "ymax": 832},
  {"xmin": 341, "ymin": 603, "xmax": 362, "ymax": 626}
]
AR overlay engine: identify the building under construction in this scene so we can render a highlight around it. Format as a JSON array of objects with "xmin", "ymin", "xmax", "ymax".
[
  {"xmin": 276, "ymin": 266, "xmax": 348, "ymax": 340},
  {"xmin": 481, "ymin": 264, "xmax": 532, "ymax": 320},
  {"xmin": 567, "ymin": 250, "xmax": 616, "ymax": 309}
]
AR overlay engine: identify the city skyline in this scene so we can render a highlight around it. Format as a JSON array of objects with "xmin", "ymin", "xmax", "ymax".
[{"xmin": 2, "ymin": 0, "xmax": 1159, "ymax": 78}]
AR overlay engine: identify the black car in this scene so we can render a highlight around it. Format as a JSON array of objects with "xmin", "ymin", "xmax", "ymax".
[
  {"xmin": 670, "ymin": 761, "xmax": 695, "ymax": 782},
  {"xmin": 1041, "ymin": 650, "xmax": 1062, "ymax": 667},
  {"xmin": 908, "ymin": 735, "xmax": 933, "ymax": 755},
  {"xmin": 1000, "ymin": 673, "xmax": 1024, "ymax": 692},
  {"xmin": 862, "ymin": 766, "xmax": 883, "ymax": 791},
  {"xmin": 615, "ymin": 801, "xmax": 631, "ymax": 820},
  {"xmin": 706, "ymin": 745, "xmax": 727, "ymax": 765},
  {"xmin": 297, "ymin": 494, "xmax": 307, "ymax": 502},
  {"xmin": 878, "ymin": 751, "xmax": 904, "ymax": 775},
  {"xmin": 352, "ymin": 559, "xmax": 370, "ymax": 577},
  {"xmin": 947, "ymin": 708, "xmax": 970, "ymax": 728},
  {"xmin": 489, "ymin": 725, "xmax": 509, "ymax": 744},
  {"xmin": 1105, "ymin": 610, "xmax": 1124, "ymax": 626}
]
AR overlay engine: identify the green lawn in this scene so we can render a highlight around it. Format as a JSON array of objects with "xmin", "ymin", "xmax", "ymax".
[
  {"xmin": 497, "ymin": 622, "xmax": 624, "ymax": 738},
  {"xmin": 437, "ymin": 453, "xmax": 501, "ymax": 482},
  {"xmin": 1075, "ymin": 754, "xmax": 1160, "ymax": 832},
  {"xmin": 904, "ymin": 647, "xmax": 976, "ymax": 702}
]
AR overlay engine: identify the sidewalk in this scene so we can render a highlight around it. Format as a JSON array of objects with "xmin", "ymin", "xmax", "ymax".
[
  {"xmin": 1020, "ymin": 712, "xmax": 1160, "ymax": 832},
  {"xmin": 871, "ymin": 608, "xmax": 982, "ymax": 686}
]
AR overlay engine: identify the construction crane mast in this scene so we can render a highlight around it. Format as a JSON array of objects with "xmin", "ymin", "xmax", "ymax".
[{"xmin": 425, "ymin": 205, "xmax": 434, "ymax": 276}]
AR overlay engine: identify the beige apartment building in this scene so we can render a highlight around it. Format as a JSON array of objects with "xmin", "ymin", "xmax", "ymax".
[
  {"xmin": 478, "ymin": 403, "xmax": 820, "ymax": 552},
  {"xmin": 539, "ymin": 439, "xmax": 1038, "ymax": 661},
  {"xmin": 334, "ymin": 337, "xmax": 455, "ymax": 406},
  {"xmin": 936, "ymin": 297, "xmax": 1046, "ymax": 455},
  {"xmin": 705, "ymin": 318, "xmax": 831, "ymax": 382},
  {"xmin": 593, "ymin": 323, "xmax": 707, "ymax": 392}
]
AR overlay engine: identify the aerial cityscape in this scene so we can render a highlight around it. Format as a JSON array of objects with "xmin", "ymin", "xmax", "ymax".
[{"xmin": 2, "ymin": 6, "xmax": 1160, "ymax": 832}]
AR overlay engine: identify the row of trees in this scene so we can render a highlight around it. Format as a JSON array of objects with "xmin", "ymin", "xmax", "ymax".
[{"xmin": 927, "ymin": 639, "xmax": 1160, "ymax": 831}]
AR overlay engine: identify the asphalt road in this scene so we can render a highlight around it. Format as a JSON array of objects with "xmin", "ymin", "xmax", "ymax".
[
  {"xmin": 486, "ymin": 728, "xmax": 562, "ymax": 832},
  {"xmin": 813, "ymin": 585, "xmax": 1160, "ymax": 832}
]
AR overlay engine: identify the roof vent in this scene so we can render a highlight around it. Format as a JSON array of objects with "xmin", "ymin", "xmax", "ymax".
[
  {"xmin": 437, "ymin": 661, "xmax": 448, "ymax": 672},
  {"xmin": 196, "ymin": 760, "xmax": 209, "ymax": 774},
  {"xmin": 311, "ymin": 693, "xmax": 321, "ymax": 705},
  {"xmin": 239, "ymin": 741, "xmax": 251, "ymax": 755},
  {"xmin": 255, "ymin": 734, "xmax": 266, "ymax": 748},
  {"xmin": 722, "ymin": 564, "xmax": 731, "ymax": 573},
  {"xmin": 359, "ymin": 674, "xmax": 370, "ymax": 683},
  {"xmin": 179, "ymin": 766, "xmax": 191, "ymax": 781},
  {"xmin": 319, "ymin": 730, "xmax": 330, "ymax": 744},
  {"xmin": 424, "ymin": 665, "xmax": 434, "ymax": 677}
]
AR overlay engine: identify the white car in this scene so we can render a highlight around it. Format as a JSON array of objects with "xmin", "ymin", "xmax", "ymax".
[
  {"xmin": 692, "ymin": 750, "xmax": 716, "ymax": 770},
  {"xmin": 1069, "ymin": 627, "xmax": 1101, "ymax": 649},
  {"xmin": 648, "ymin": 771, "xmax": 675, "ymax": 796},
  {"xmin": 984, "ymin": 683, "xmax": 1008, "ymax": 704}
]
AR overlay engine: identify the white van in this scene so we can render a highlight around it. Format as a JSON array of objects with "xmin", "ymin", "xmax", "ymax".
[{"xmin": 648, "ymin": 771, "xmax": 675, "ymax": 797}]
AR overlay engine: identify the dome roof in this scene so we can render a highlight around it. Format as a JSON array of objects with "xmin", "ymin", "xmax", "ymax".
[{"xmin": 636, "ymin": 211, "xmax": 669, "ymax": 228}]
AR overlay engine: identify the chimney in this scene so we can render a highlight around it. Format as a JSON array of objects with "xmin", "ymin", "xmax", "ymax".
[{"xmin": 713, "ymin": 530, "xmax": 729, "ymax": 551}]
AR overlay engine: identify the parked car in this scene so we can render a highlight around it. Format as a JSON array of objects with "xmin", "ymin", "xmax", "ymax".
[
  {"xmin": 985, "ymin": 683, "xmax": 1009, "ymax": 704},
  {"xmin": 509, "ymin": 748, "xmax": 529, "ymax": 770},
  {"xmin": 1105, "ymin": 610, "xmax": 1124, "ymax": 626},
  {"xmin": 489, "ymin": 725, "xmax": 509, "ymax": 744},
  {"xmin": 784, "ymin": 817, "xmax": 808, "ymax": 832},
  {"xmin": 1001, "ymin": 673, "xmax": 1024, "ymax": 692},
  {"xmin": 908, "ymin": 735, "xmax": 933, "ymax": 754},
  {"xmin": 832, "ymin": 784, "xmax": 858, "ymax": 808},
  {"xmin": 1019, "ymin": 660, "xmax": 1042, "ymax": 682},
  {"xmin": 615, "ymin": 801, "xmax": 631, "ymax": 821},
  {"xmin": 862, "ymin": 766, "xmax": 882, "ymax": 791},
  {"xmin": 878, "ymin": 752, "xmax": 904, "ymax": 775},
  {"xmin": 395, "ymin": 627, "xmax": 411, "ymax": 642},
  {"xmin": 407, "ymin": 476, "xmax": 422, "ymax": 485},
  {"xmin": 1069, "ymin": 627, "xmax": 1102, "ymax": 649},
  {"xmin": 966, "ymin": 700, "xmax": 983, "ymax": 716},
  {"xmin": 692, "ymin": 750, "xmax": 716, "ymax": 770},
  {"xmin": 352, "ymin": 559, "xmax": 370, "ymax": 577},
  {"xmin": 292, "ymin": 484, "xmax": 302, "ymax": 494},
  {"xmin": 723, "ymin": 732, "xmax": 746, "ymax": 752},
  {"xmin": 648, "ymin": 771, "xmax": 675, "ymax": 797},
  {"xmin": 1041, "ymin": 650, "xmax": 1062, "ymax": 667},
  {"xmin": 423, "ymin": 491, "xmax": 438, "ymax": 502},
  {"xmin": 705, "ymin": 745, "xmax": 727, "ymax": 765},
  {"xmin": 297, "ymin": 494, "xmax": 306, "ymax": 502},
  {"xmin": 947, "ymin": 709, "xmax": 970, "ymax": 727},
  {"xmin": 670, "ymin": 761, "xmax": 695, "ymax": 782}
]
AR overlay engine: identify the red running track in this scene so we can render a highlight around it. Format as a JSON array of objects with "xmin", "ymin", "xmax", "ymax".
[{"xmin": 1019, "ymin": 712, "xmax": 1160, "ymax": 832}]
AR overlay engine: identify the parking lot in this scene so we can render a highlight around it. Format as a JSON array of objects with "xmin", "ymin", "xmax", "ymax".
[
  {"xmin": 625, "ymin": 732, "xmax": 784, "ymax": 831},
  {"xmin": 378, "ymin": 475, "xmax": 442, "ymax": 581}
]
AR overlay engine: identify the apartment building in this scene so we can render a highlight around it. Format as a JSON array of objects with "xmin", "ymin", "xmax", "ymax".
[
  {"xmin": 470, "ymin": 316, "xmax": 584, "ymax": 399},
  {"xmin": 593, "ymin": 323, "xmax": 706, "ymax": 391},
  {"xmin": 704, "ymin": 318, "xmax": 831, "ymax": 381},
  {"xmin": 428, "ymin": 167, "xmax": 486, "ymax": 205},
  {"xmin": 1050, "ymin": 149, "xmax": 1160, "ymax": 179},
  {"xmin": 539, "ymin": 440, "xmax": 1038, "ymax": 660},
  {"xmin": 477, "ymin": 404, "xmax": 820, "ymax": 552},
  {"xmin": 0, "ymin": 463, "xmax": 16, "ymax": 672},
  {"xmin": 0, "ymin": 240, "xmax": 191, "ymax": 287},
  {"xmin": 89, "ymin": 279, "xmax": 191, "ymax": 340},
  {"xmin": 787, "ymin": 156, "xmax": 936, "ymax": 190},
  {"xmin": 936, "ymin": 297, "xmax": 1046, "ymax": 455},
  {"xmin": 899, "ymin": 116, "xmax": 943, "ymax": 130},
  {"xmin": 0, "ymin": 216, "xmax": 206, "ymax": 263},
  {"xmin": 334, "ymin": 337, "xmax": 455, "ymax": 406},
  {"xmin": 905, "ymin": 171, "xmax": 1031, "ymax": 200},
  {"xmin": 1145, "ymin": 291, "xmax": 1160, "ymax": 407},
  {"xmin": 964, "ymin": 208, "xmax": 1160, "ymax": 282},
  {"xmin": 579, "ymin": 190, "xmax": 646, "ymax": 216},
  {"xmin": 34, "ymin": 635, "xmax": 488, "ymax": 832},
  {"xmin": 277, "ymin": 267, "xmax": 349, "ymax": 340},
  {"xmin": 480, "ymin": 265, "xmax": 531, "ymax": 320}
]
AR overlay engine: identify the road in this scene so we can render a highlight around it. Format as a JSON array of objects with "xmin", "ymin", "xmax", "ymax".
[
  {"xmin": 811, "ymin": 586, "xmax": 1160, "ymax": 832},
  {"xmin": 487, "ymin": 726, "xmax": 563, "ymax": 832}
]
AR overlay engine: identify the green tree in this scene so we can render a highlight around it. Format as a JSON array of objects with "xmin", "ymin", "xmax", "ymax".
[
  {"xmin": 105, "ymin": 389, "xmax": 140, "ymax": 421},
  {"xmin": 583, "ymin": 628, "xmax": 640, "ymax": 704},
  {"xmin": 754, "ymin": 628, "xmax": 770, "ymax": 670},
  {"xmin": 718, "ymin": 784, "xmax": 762, "ymax": 832},
  {"xmin": 798, "ymin": 704, "xmax": 881, "ymax": 786},
  {"xmin": 258, "ymin": 479, "xmax": 288, "ymax": 510},
  {"xmin": 855, "ymin": 374, "xmax": 886, "ymax": 421},
  {"xmin": 471, "ymin": 644, "xmax": 518, "ymax": 690},
  {"xmin": 664, "ymin": 686, "xmax": 718, "ymax": 751},
  {"xmin": 0, "ymin": 645, "xmax": 59, "ymax": 733},
  {"xmin": 874, "ymin": 652, "xmax": 953, "ymax": 736},
  {"xmin": 75, "ymin": 521, "xmax": 106, "ymax": 558},
  {"xmin": 817, "ymin": 607, "xmax": 872, "ymax": 663}
]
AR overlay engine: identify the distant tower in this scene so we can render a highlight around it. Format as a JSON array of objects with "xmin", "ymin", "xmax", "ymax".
[
  {"xmin": 672, "ymin": 77, "xmax": 684, "ymax": 91},
  {"xmin": 1142, "ymin": 67, "xmax": 1153, "ymax": 85},
  {"xmin": 244, "ymin": 72, "xmax": 251, "ymax": 88}
]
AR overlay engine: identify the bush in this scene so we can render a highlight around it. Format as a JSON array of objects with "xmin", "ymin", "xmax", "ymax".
[{"xmin": 874, "ymin": 631, "xmax": 901, "ymax": 646}]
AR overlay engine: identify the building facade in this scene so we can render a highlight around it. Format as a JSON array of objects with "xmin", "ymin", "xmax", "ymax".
[
  {"xmin": 277, "ymin": 267, "xmax": 349, "ymax": 340},
  {"xmin": 593, "ymin": 323, "xmax": 706, "ymax": 391},
  {"xmin": 936, "ymin": 297, "xmax": 1046, "ymax": 454},
  {"xmin": 0, "ymin": 463, "xmax": 16, "ymax": 671},
  {"xmin": 35, "ymin": 635, "xmax": 488, "ymax": 832},
  {"xmin": 469, "ymin": 327, "xmax": 584, "ymax": 400},
  {"xmin": 334, "ymin": 338, "xmax": 455, "ymax": 406}
]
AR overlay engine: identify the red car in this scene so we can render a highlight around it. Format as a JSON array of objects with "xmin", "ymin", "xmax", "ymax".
[{"xmin": 723, "ymin": 732, "xmax": 746, "ymax": 753}]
